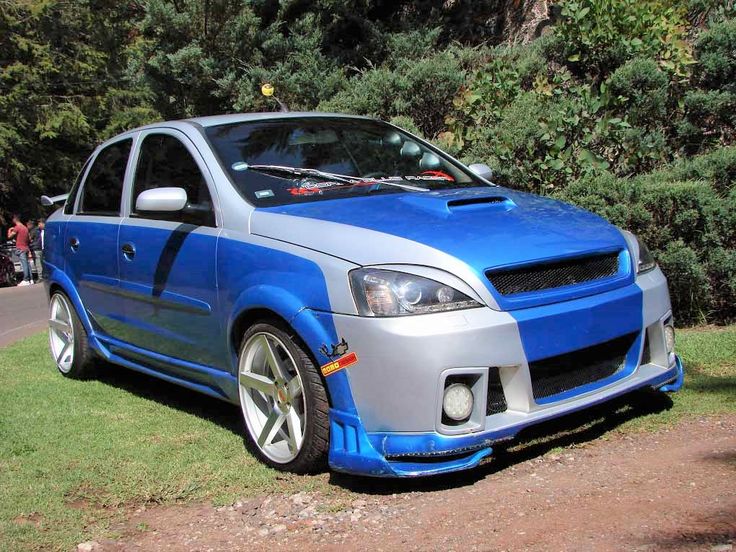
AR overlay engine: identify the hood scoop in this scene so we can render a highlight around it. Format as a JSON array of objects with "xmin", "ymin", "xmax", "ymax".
[
  {"xmin": 447, "ymin": 196, "xmax": 507, "ymax": 208},
  {"xmin": 400, "ymin": 192, "xmax": 515, "ymax": 216}
]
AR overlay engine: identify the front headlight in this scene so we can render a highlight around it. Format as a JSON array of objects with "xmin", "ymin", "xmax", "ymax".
[
  {"xmin": 635, "ymin": 236, "xmax": 657, "ymax": 274},
  {"xmin": 349, "ymin": 268, "xmax": 482, "ymax": 316}
]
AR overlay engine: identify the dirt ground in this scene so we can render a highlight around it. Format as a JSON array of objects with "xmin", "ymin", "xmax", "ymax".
[{"xmin": 93, "ymin": 415, "xmax": 735, "ymax": 551}]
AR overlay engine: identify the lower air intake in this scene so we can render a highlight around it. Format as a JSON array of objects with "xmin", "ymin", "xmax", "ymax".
[{"xmin": 530, "ymin": 332, "xmax": 638, "ymax": 400}]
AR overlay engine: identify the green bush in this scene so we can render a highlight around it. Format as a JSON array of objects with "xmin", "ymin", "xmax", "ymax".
[
  {"xmin": 694, "ymin": 18, "xmax": 736, "ymax": 93},
  {"xmin": 679, "ymin": 18, "xmax": 736, "ymax": 151},
  {"xmin": 665, "ymin": 146, "xmax": 736, "ymax": 194},
  {"xmin": 558, "ymin": 156, "xmax": 736, "ymax": 324},
  {"xmin": 678, "ymin": 90, "xmax": 736, "ymax": 152},
  {"xmin": 319, "ymin": 48, "xmax": 468, "ymax": 137},
  {"xmin": 553, "ymin": 0, "xmax": 694, "ymax": 79},
  {"xmin": 657, "ymin": 241, "xmax": 713, "ymax": 324},
  {"xmin": 607, "ymin": 59, "xmax": 669, "ymax": 128}
]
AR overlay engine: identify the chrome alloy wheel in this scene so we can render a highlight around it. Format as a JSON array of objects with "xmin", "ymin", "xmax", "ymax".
[
  {"xmin": 238, "ymin": 332, "xmax": 306, "ymax": 464},
  {"xmin": 49, "ymin": 293, "xmax": 75, "ymax": 373}
]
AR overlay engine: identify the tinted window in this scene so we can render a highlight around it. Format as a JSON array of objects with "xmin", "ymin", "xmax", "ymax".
[
  {"xmin": 64, "ymin": 156, "xmax": 92, "ymax": 215},
  {"xmin": 132, "ymin": 134, "xmax": 215, "ymax": 227},
  {"xmin": 204, "ymin": 118, "xmax": 488, "ymax": 207},
  {"xmin": 78, "ymin": 139, "xmax": 131, "ymax": 215}
]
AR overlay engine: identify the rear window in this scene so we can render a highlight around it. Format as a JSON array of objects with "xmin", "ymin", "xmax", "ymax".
[
  {"xmin": 78, "ymin": 139, "xmax": 132, "ymax": 216},
  {"xmin": 64, "ymin": 157, "xmax": 92, "ymax": 215}
]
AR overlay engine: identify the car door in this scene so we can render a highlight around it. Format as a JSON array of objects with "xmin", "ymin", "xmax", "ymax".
[
  {"xmin": 64, "ymin": 137, "xmax": 133, "ymax": 340},
  {"xmin": 116, "ymin": 129, "xmax": 223, "ymax": 375}
]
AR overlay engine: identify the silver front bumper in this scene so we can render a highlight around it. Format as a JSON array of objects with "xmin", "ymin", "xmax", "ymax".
[{"xmin": 332, "ymin": 267, "xmax": 675, "ymax": 435}]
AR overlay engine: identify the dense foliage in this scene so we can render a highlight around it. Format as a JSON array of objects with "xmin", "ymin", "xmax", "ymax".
[{"xmin": 1, "ymin": 0, "xmax": 734, "ymax": 324}]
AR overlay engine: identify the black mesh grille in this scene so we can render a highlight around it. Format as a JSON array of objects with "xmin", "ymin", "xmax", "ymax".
[
  {"xmin": 530, "ymin": 332, "xmax": 637, "ymax": 400},
  {"xmin": 486, "ymin": 369, "xmax": 507, "ymax": 415},
  {"xmin": 486, "ymin": 253, "xmax": 620, "ymax": 296}
]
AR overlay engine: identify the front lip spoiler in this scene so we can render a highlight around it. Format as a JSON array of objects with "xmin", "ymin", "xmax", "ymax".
[
  {"xmin": 328, "ymin": 357, "xmax": 684, "ymax": 477},
  {"xmin": 657, "ymin": 355, "xmax": 684, "ymax": 392}
]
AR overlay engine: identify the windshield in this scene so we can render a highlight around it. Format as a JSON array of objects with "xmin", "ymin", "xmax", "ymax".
[{"xmin": 204, "ymin": 117, "xmax": 490, "ymax": 207}]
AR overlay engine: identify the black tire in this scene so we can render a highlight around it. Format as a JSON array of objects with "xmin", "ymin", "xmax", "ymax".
[
  {"xmin": 237, "ymin": 321, "xmax": 329, "ymax": 473},
  {"xmin": 48, "ymin": 291, "xmax": 96, "ymax": 379}
]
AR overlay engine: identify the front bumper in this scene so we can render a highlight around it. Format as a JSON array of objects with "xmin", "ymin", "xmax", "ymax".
[
  {"xmin": 330, "ymin": 356, "xmax": 683, "ymax": 477},
  {"xmin": 325, "ymin": 267, "xmax": 683, "ymax": 477}
]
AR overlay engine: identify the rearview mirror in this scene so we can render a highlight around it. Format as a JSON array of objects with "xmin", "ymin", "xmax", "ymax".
[
  {"xmin": 136, "ymin": 187, "xmax": 188, "ymax": 212},
  {"xmin": 468, "ymin": 163, "xmax": 494, "ymax": 181}
]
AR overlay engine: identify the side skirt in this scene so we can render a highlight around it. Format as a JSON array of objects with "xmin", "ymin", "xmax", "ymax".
[{"xmin": 90, "ymin": 334, "xmax": 239, "ymax": 404}]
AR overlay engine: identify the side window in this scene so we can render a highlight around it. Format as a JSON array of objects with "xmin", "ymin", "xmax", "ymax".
[
  {"xmin": 132, "ymin": 134, "xmax": 216, "ymax": 227},
  {"xmin": 78, "ymin": 139, "xmax": 132, "ymax": 216},
  {"xmin": 64, "ymin": 156, "xmax": 92, "ymax": 215}
]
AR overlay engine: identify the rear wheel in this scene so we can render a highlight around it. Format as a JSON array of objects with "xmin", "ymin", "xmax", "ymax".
[
  {"xmin": 48, "ymin": 292, "xmax": 95, "ymax": 378},
  {"xmin": 237, "ymin": 322, "xmax": 329, "ymax": 473}
]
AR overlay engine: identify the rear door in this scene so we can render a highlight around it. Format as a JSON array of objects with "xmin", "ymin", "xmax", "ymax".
[
  {"xmin": 64, "ymin": 137, "xmax": 133, "ymax": 339},
  {"xmin": 116, "ymin": 129, "xmax": 223, "ymax": 373}
]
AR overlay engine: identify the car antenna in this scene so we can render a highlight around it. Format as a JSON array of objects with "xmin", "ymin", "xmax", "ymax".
[{"xmin": 261, "ymin": 83, "xmax": 289, "ymax": 112}]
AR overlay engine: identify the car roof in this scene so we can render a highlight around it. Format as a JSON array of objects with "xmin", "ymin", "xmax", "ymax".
[
  {"xmin": 184, "ymin": 111, "xmax": 376, "ymax": 128},
  {"xmin": 99, "ymin": 112, "xmax": 380, "ymax": 150}
]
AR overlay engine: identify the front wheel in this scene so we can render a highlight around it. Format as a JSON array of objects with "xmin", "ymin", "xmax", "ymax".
[{"xmin": 237, "ymin": 322, "xmax": 329, "ymax": 473}]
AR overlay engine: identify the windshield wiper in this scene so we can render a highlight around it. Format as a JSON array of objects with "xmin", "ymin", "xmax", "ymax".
[{"xmin": 245, "ymin": 164, "xmax": 430, "ymax": 193}]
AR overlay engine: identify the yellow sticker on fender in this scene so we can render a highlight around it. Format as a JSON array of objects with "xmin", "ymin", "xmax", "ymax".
[{"xmin": 321, "ymin": 352, "xmax": 358, "ymax": 377}]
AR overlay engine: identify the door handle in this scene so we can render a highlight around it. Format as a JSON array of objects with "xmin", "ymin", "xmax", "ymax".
[
  {"xmin": 69, "ymin": 237, "xmax": 79, "ymax": 252},
  {"xmin": 121, "ymin": 243, "xmax": 136, "ymax": 260}
]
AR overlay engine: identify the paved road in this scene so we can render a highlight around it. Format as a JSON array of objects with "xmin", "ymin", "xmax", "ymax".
[{"xmin": 0, "ymin": 284, "xmax": 48, "ymax": 347}]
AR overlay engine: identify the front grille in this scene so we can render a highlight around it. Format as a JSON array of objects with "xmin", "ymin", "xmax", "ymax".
[
  {"xmin": 486, "ymin": 369, "xmax": 507, "ymax": 415},
  {"xmin": 530, "ymin": 332, "xmax": 637, "ymax": 400},
  {"xmin": 486, "ymin": 253, "xmax": 620, "ymax": 296}
]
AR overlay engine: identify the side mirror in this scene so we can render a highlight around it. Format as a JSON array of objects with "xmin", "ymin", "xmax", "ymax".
[
  {"xmin": 40, "ymin": 193, "xmax": 69, "ymax": 206},
  {"xmin": 136, "ymin": 187, "xmax": 188, "ymax": 212},
  {"xmin": 468, "ymin": 163, "xmax": 494, "ymax": 181}
]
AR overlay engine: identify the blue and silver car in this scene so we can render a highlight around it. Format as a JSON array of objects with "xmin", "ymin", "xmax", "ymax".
[{"xmin": 44, "ymin": 113, "xmax": 684, "ymax": 477}]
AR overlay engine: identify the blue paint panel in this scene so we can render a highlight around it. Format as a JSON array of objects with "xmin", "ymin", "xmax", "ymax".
[
  {"xmin": 216, "ymin": 235, "xmax": 360, "ymax": 412},
  {"xmin": 262, "ymin": 187, "xmax": 631, "ymax": 305},
  {"xmin": 512, "ymin": 283, "xmax": 643, "ymax": 362},
  {"xmin": 63, "ymin": 219, "xmax": 123, "ymax": 339},
  {"xmin": 116, "ymin": 223, "xmax": 223, "ymax": 368}
]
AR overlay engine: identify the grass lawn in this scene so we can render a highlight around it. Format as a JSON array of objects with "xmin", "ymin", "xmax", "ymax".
[{"xmin": 1, "ymin": 326, "xmax": 735, "ymax": 550}]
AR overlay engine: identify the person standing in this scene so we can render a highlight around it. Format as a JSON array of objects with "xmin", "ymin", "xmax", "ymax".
[
  {"xmin": 7, "ymin": 214, "xmax": 33, "ymax": 285},
  {"xmin": 30, "ymin": 219, "xmax": 44, "ymax": 280}
]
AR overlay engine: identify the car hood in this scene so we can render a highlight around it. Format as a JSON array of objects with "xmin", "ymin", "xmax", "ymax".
[{"xmin": 250, "ymin": 187, "xmax": 632, "ymax": 307}]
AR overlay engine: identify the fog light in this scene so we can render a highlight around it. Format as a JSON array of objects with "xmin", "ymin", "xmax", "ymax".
[
  {"xmin": 443, "ymin": 383, "xmax": 474, "ymax": 421},
  {"xmin": 664, "ymin": 324, "xmax": 675, "ymax": 354}
]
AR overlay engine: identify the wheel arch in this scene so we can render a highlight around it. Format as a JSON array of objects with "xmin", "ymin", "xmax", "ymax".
[
  {"xmin": 226, "ymin": 285, "xmax": 358, "ymax": 413},
  {"xmin": 45, "ymin": 269, "xmax": 94, "ymax": 336},
  {"xmin": 229, "ymin": 305, "xmax": 336, "ymax": 406}
]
